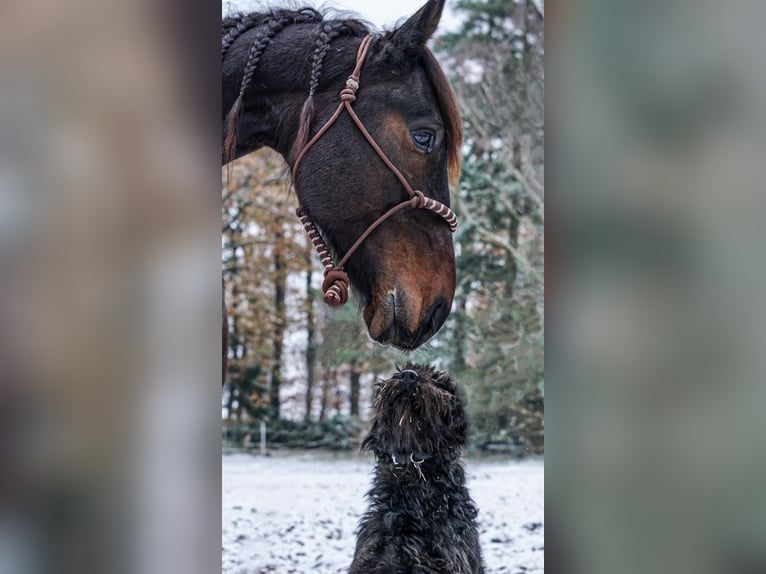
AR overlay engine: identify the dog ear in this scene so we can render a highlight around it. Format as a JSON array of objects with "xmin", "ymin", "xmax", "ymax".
[
  {"xmin": 435, "ymin": 369, "xmax": 457, "ymax": 394},
  {"xmin": 388, "ymin": 0, "xmax": 445, "ymax": 55},
  {"xmin": 361, "ymin": 419, "xmax": 378, "ymax": 452}
]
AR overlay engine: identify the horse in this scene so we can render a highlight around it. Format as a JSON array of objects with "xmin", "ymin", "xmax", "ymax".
[{"xmin": 221, "ymin": 0, "xmax": 462, "ymax": 378}]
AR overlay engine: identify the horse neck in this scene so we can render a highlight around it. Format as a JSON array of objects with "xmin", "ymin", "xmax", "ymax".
[
  {"xmin": 222, "ymin": 24, "xmax": 360, "ymax": 163},
  {"xmin": 226, "ymin": 90, "xmax": 303, "ymax": 163}
]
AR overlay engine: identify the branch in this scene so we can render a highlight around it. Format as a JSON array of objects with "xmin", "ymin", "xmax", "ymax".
[{"xmin": 459, "ymin": 201, "xmax": 539, "ymax": 281}]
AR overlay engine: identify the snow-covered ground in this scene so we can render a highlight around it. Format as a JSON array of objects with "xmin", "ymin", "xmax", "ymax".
[{"xmin": 223, "ymin": 452, "xmax": 544, "ymax": 573}]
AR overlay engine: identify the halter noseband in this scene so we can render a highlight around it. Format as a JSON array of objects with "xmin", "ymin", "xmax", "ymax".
[{"xmin": 291, "ymin": 34, "xmax": 458, "ymax": 307}]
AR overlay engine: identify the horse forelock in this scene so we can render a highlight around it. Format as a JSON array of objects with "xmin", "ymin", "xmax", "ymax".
[{"xmin": 421, "ymin": 46, "xmax": 463, "ymax": 184}]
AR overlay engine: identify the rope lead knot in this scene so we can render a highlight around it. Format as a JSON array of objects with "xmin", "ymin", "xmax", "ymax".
[{"xmin": 322, "ymin": 268, "xmax": 350, "ymax": 306}]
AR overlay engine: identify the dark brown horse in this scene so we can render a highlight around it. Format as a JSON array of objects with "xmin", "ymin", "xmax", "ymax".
[{"xmin": 222, "ymin": 0, "xmax": 462, "ymax": 377}]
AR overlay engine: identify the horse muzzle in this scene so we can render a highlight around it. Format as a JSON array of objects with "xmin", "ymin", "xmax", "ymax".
[{"xmin": 364, "ymin": 288, "xmax": 452, "ymax": 350}]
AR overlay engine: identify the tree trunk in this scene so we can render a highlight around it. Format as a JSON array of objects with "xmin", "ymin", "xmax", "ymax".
[
  {"xmin": 304, "ymin": 254, "xmax": 316, "ymax": 421},
  {"xmin": 226, "ymin": 381, "xmax": 236, "ymax": 420},
  {"xmin": 234, "ymin": 386, "xmax": 242, "ymax": 422},
  {"xmin": 506, "ymin": 215, "xmax": 520, "ymax": 297},
  {"xmin": 270, "ymin": 228, "xmax": 286, "ymax": 419},
  {"xmin": 319, "ymin": 368, "xmax": 334, "ymax": 423},
  {"xmin": 349, "ymin": 361, "xmax": 360, "ymax": 418},
  {"xmin": 453, "ymin": 294, "xmax": 468, "ymax": 373},
  {"xmin": 222, "ymin": 282, "xmax": 228, "ymax": 385},
  {"xmin": 228, "ymin": 283, "xmax": 242, "ymax": 417}
]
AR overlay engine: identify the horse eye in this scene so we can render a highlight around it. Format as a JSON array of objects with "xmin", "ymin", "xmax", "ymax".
[{"xmin": 412, "ymin": 129, "xmax": 435, "ymax": 153}]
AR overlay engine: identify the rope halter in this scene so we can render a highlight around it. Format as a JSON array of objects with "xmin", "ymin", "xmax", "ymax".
[{"xmin": 291, "ymin": 34, "xmax": 458, "ymax": 307}]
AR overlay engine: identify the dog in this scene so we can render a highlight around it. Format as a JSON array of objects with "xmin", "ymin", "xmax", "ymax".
[{"xmin": 350, "ymin": 363, "xmax": 484, "ymax": 573}]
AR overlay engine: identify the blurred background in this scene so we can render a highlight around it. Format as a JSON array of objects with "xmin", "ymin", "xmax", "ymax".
[
  {"xmin": 0, "ymin": 0, "xmax": 222, "ymax": 573},
  {"xmin": 221, "ymin": 0, "xmax": 545, "ymax": 458},
  {"xmin": 549, "ymin": 0, "xmax": 766, "ymax": 572}
]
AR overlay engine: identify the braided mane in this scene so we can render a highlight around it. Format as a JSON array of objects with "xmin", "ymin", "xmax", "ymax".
[{"xmin": 221, "ymin": 6, "xmax": 462, "ymax": 181}]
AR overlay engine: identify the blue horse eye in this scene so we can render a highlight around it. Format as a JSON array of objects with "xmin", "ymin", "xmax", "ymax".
[{"xmin": 412, "ymin": 130, "xmax": 435, "ymax": 153}]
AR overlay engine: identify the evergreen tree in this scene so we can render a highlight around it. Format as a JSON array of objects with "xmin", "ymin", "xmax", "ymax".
[{"xmin": 438, "ymin": 0, "xmax": 544, "ymax": 453}]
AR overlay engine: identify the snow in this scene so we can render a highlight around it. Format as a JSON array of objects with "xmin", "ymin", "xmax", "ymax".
[{"xmin": 222, "ymin": 452, "xmax": 544, "ymax": 573}]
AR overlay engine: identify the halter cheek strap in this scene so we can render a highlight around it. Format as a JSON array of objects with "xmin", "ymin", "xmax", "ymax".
[{"xmin": 291, "ymin": 34, "xmax": 458, "ymax": 307}]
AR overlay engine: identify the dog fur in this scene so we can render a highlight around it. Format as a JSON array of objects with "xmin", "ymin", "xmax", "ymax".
[{"xmin": 349, "ymin": 363, "xmax": 484, "ymax": 573}]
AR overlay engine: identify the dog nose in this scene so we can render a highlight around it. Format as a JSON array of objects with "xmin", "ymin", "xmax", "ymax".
[{"xmin": 399, "ymin": 369, "xmax": 420, "ymax": 387}]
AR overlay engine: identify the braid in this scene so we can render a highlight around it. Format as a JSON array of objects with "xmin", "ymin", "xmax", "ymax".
[
  {"xmin": 222, "ymin": 8, "xmax": 321, "ymax": 61},
  {"xmin": 223, "ymin": 9, "xmax": 321, "ymax": 166},
  {"xmin": 238, "ymin": 18, "xmax": 287, "ymax": 100},
  {"xmin": 222, "ymin": 14, "xmax": 258, "ymax": 60},
  {"xmin": 293, "ymin": 23, "xmax": 355, "ymax": 162},
  {"xmin": 309, "ymin": 23, "xmax": 341, "ymax": 98}
]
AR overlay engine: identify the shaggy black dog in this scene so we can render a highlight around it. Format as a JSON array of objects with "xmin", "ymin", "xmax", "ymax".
[{"xmin": 349, "ymin": 364, "xmax": 484, "ymax": 574}]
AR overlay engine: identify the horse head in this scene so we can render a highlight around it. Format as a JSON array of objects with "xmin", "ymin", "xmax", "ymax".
[{"xmin": 223, "ymin": 0, "xmax": 461, "ymax": 351}]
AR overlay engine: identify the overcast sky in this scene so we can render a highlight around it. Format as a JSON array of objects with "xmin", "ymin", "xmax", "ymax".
[{"xmin": 222, "ymin": 0, "xmax": 463, "ymax": 32}]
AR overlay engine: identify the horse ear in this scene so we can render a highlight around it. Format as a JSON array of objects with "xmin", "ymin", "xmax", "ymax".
[{"xmin": 389, "ymin": 0, "xmax": 445, "ymax": 53}]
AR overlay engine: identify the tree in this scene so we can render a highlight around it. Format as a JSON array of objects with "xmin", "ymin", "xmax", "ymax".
[
  {"xmin": 220, "ymin": 6, "xmax": 546, "ymax": 453},
  {"xmin": 303, "ymin": 251, "xmax": 317, "ymax": 421},
  {"xmin": 436, "ymin": 0, "xmax": 545, "ymax": 452},
  {"xmin": 222, "ymin": 150, "xmax": 308, "ymax": 422},
  {"xmin": 316, "ymin": 304, "xmax": 399, "ymax": 421}
]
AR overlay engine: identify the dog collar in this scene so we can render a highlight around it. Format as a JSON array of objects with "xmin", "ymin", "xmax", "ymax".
[{"xmin": 387, "ymin": 452, "xmax": 431, "ymax": 466}]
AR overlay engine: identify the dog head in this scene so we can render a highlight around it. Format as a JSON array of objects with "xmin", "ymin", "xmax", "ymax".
[{"xmin": 362, "ymin": 363, "xmax": 467, "ymax": 461}]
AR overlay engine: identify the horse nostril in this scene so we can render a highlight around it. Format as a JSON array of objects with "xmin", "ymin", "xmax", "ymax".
[
  {"xmin": 399, "ymin": 369, "xmax": 420, "ymax": 386},
  {"xmin": 422, "ymin": 296, "xmax": 449, "ymax": 337}
]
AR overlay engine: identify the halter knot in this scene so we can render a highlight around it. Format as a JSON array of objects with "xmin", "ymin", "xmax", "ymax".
[
  {"xmin": 410, "ymin": 190, "xmax": 426, "ymax": 208},
  {"xmin": 340, "ymin": 76, "xmax": 359, "ymax": 102},
  {"xmin": 322, "ymin": 268, "xmax": 350, "ymax": 306}
]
